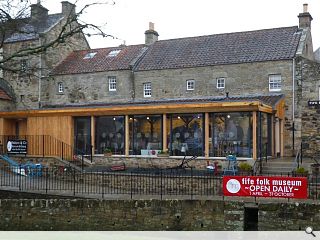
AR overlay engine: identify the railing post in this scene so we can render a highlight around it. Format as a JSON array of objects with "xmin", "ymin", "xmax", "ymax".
[
  {"xmin": 265, "ymin": 143, "xmax": 268, "ymax": 163},
  {"xmin": 73, "ymin": 168, "xmax": 76, "ymax": 196},
  {"xmin": 130, "ymin": 172, "xmax": 133, "ymax": 200},
  {"xmin": 191, "ymin": 168, "xmax": 193, "ymax": 200},
  {"xmin": 160, "ymin": 170, "xmax": 163, "ymax": 200},
  {"xmin": 45, "ymin": 167, "xmax": 48, "ymax": 195},
  {"xmin": 102, "ymin": 171, "xmax": 104, "ymax": 199}
]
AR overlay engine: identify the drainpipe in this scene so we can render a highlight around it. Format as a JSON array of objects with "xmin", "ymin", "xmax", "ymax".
[
  {"xmin": 38, "ymin": 37, "xmax": 42, "ymax": 108},
  {"xmin": 292, "ymin": 58, "xmax": 295, "ymax": 151}
]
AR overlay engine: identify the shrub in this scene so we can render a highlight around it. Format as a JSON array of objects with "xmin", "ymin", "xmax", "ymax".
[{"xmin": 238, "ymin": 162, "xmax": 252, "ymax": 171}]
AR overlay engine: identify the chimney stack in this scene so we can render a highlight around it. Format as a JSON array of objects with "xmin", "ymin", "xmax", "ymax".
[
  {"xmin": 298, "ymin": 3, "xmax": 313, "ymax": 28},
  {"xmin": 61, "ymin": 1, "xmax": 76, "ymax": 17},
  {"xmin": 145, "ymin": 22, "xmax": 159, "ymax": 45},
  {"xmin": 30, "ymin": 3, "xmax": 48, "ymax": 25}
]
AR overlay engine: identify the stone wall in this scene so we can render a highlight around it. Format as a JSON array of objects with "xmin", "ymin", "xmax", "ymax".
[
  {"xmin": 0, "ymin": 198, "xmax": 319, "ymax": 231},
  {"xmin": 2, "ymin": 16, "xmax": 89, "ymax": 110},
  {"xmin": 295, "ymin": 57, "xmax": 320, "ymax": 156},
  {"xmin": 45, "ymin": 70, "xmax": 133, "ymax": 105},
  {"xmin": 0, "ymin": 99, "xmax": 15, "ymax": 111}
]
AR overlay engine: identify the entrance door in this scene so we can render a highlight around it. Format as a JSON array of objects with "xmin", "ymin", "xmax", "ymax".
[{"xmin": 74, "ymin": 117, "xmax": 91, "ymax": 155}]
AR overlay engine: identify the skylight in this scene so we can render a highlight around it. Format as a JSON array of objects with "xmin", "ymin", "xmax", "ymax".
[
  {"xmin": 108, "ymin": 49, "xmax": 121, "ymax": 57},
  {"xmin": 83, "ymin": 52, "xmax": 97, "ymax": 59}
]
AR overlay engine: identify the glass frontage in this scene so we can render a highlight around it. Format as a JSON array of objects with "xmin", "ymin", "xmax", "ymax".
[
  {"xmin": 257, "ymin": 112, "xmax": 272, "ymax": 158},
  {"xmin": 129, "ymin": 115, "xmax": 162, "ymax": 156},
  {"xmin": 74, "ymin": 117, "xmax": 91, "ymax": 155},
  {"xmin": 168, "ymin": 113, "xmax": 204, "ymax": 156},
  {"xmin": 209, "ymin": 112, "xmax": 252, "ymax": 158},
  {"xmin": 95, "ymin": 116, "xmax": 125, "ymax": 155}
]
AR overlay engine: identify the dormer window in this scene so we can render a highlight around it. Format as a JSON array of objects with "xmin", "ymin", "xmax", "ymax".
[
  {"xmin": 108, "ymin": 50, "xmax": 121, "ymax": 57},
  {"xmin": 83, "ymin": 52, "xmax": 97, "ymax": 59}
]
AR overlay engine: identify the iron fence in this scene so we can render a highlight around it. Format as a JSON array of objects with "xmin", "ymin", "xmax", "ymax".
[{"xmin": 0, "ymin": 166, "xmax": 320, "ymax": 200}]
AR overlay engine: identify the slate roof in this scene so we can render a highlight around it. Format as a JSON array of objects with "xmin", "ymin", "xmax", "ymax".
[
  {"xmin": 51, "ymin": 26, "xmax": 301, "ymax": 75},
  {"xmin": 135, "ymin": 26, "xmax": 301, "ymax": 71},
  {"xmin": 4, "ymin": 13, "xmax": 63, "ymax": 43},
  {"xmin": 42, "ymin": 94, "xmax": 284, "ymax": 110},
  {"xmin": 51, "ymin": 45, "xmax": 147, "ymax": 75}
]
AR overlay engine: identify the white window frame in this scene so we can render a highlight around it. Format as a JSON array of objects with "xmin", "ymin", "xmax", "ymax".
[
  {"xmin": 108, "ymin": 76, "xmax": 117, "ymax": 92},
  {"xmin": 269, "ymin": 74, "xmax": 282, "ymax": 92},
  {"xmin": 58, "ymin": 82, "xmax": 64, "ymax": 93},
  {"xmin": 143, "ymin": 82, "xmax": 152, "ymax": 98},
  {"xmin": 186, "ymin": 80, "xmax": 195, "ymax": 91},
  {"xmin": 216, "ymin": 77, "xmax": 225, "ymax": 89}
]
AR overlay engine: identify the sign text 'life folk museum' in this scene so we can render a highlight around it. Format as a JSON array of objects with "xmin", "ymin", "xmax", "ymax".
[{"xmin": 223, "ymin": 176, "xmax": 307, "ymax": 199}]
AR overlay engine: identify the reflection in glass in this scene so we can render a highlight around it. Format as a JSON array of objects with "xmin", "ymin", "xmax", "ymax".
[
  {"xmin": 168, "ymin": 114, "xmax": 204, "ymax": 156},
  {"xmin": 95, "ymin": 116, "xmax": 125, "ymax": 154},
  {"xmin": 74, "ymin": 117, "xmax": 91, "ymax": 155},
  {"xmin": 209, "ymin": 112, "xmax": 252, "ymax": 157},
  {"xmin": 129, "ymin": 115, "xmax": 162, "ymax": 156}
]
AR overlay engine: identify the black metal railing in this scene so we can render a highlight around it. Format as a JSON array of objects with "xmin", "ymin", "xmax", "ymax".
[
  {"xmin": 0, "ymin": 135, "xmax": 92, "ymax": 170},
  {"xmin": 1, "ymin": 166, "xmax": 320, "ymax": 200}
]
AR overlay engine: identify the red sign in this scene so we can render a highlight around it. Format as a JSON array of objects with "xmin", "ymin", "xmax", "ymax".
[{"xmin": 223, "ymin": 176, "xmax": 308, "ymax": 199}]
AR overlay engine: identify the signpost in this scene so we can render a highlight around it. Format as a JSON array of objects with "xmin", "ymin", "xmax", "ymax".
[
  {"xmin": 223, "ymin": 176, "xmax": 308, "ymax": 199},
  {"xmin": 6, "ymin": 140, "xmax": 27, "ymax": 155}
]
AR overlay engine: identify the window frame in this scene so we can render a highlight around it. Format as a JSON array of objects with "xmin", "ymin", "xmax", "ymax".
[
  {"xmin": 268, "ymin": 74, "xmax": 282, "ymax": 92},
  {"xmin": 186, "ymin": 79, "xmax": 195, "ymax": 91},
  {"xmin": 143, "ymin": 82, "xmax": 152, "ymax": 98},
  {"xmin": 58, "ymin": 82, "xmax": 64, "ymax": 93},
  {"xmin": 108, "ymin": 76, "xmax": 117, "ymax": 92},
  {"xmin": 216, "ymin": 77, "xmax": 225, "ymax": 89}
]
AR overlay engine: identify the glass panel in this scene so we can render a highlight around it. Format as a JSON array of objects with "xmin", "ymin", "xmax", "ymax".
[
  {"xmin": 95, "ymin": 116, "xmax": 125, "ymax": 154},
  {"xmin": 168, "ymin": 113, "xmax": 204, "ymax": 156},
  {"xmin": 74, "ymin": 117, "xmax": 91, "ymax": 155},
  {"xmin": 209, "ymin": 112, "xmax": 252, "ymax": 158},
  {"xmin": 259, "ymin": 113, "xmax": 271, "ymax": 158},
  {"xmin": 129, "ymin": 115, "xmax": 162, "ymax": 156}
]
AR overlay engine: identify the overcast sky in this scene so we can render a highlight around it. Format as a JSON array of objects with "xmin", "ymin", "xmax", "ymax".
[{"xmin": 38, "ymin": 0, "xmax": 320, "ymax": 50}]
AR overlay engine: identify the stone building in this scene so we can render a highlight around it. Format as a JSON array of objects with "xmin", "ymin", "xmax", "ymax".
[{"xmin": 0, "ymin": 3, "xmax": 319, "ymax": 162}]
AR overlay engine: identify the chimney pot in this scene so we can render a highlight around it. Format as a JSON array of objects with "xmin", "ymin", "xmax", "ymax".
[
  {"xmin": 145, "ymin": 22, "xmax": 159, "ymax": 45},
  {"xmin": 298, "ymin": 4, "xmax": 313, "ymax": 29},
  {"xmin": 149, "ymin": 22, "xmax": 154, "ymax": 31}
]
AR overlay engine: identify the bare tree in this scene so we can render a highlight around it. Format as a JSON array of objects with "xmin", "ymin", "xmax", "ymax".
[{"xmin": 0, "ymin": 0, "xmax": 115, "ymax": 73}]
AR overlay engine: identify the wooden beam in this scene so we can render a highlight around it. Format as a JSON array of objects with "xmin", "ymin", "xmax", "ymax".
[
  {"xmin": 280, "ymin": 119, "xmax": 284, "ymax": 157},
  {"xmin": 0, "ymin": 101, "xmax": 271, "ymax": 118},
  {"xmin": 252, "ymin": 111, "xmax": 257, "ymax": 160},
  {"xmin": 91, "ymin": 116, "xmax": 95, "ymax": 155},
  {"xmin": 204, "ymin": 112, "xmax": 209, "ymax": 158},
  {"xmin": 125, "ymin": 115, "xmax": 129, "ymax": 156},
  {"xmin": 162, "ymin": 114, "xmax": 167, "ymax": 151}
]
